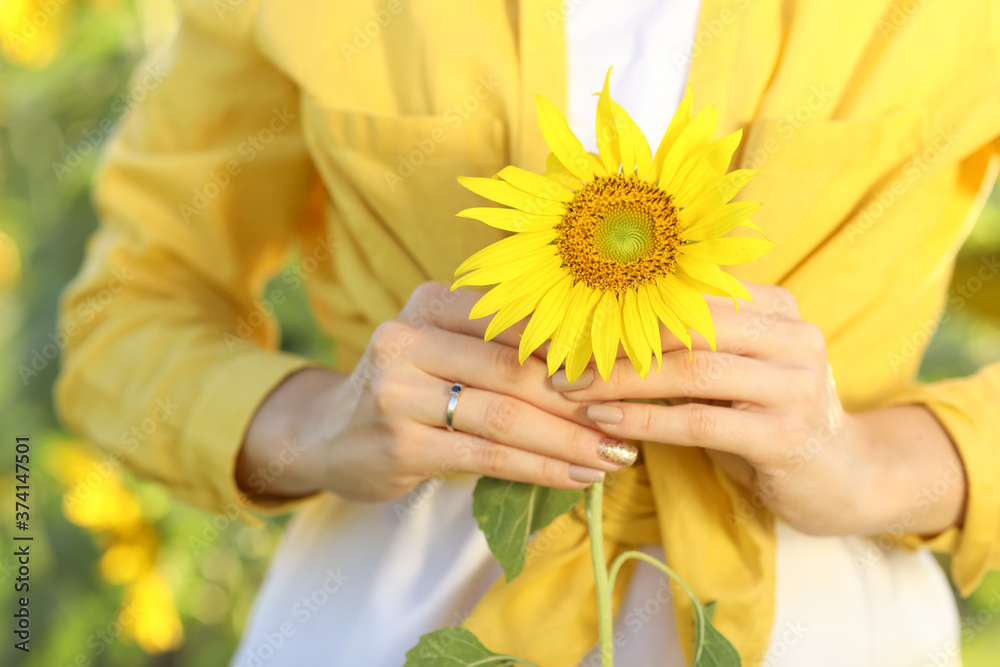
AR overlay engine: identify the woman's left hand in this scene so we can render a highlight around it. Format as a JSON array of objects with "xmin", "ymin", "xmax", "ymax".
[{"xmin": 550, "ymin": 282, "xmax": 966, "ymax": 537}]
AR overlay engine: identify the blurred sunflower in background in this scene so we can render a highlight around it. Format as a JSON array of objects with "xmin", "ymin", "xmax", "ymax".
[
  {"xmin": 48, "ymin": 440, "xmax": 184, "ymax": 654},
  {"xmin": 454, "ymin": 70, "xmax": 773, "ymax": 382}
]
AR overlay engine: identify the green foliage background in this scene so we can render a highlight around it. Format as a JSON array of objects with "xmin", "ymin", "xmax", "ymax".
[{"xmin": 0, "ymin": 1, "xmax": 998, "ymax": 665}]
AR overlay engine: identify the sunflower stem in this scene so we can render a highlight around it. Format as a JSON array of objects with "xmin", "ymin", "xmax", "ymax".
[{"xmin": 586, "ymin": 481, "xmax": 614, "ymax": 666}]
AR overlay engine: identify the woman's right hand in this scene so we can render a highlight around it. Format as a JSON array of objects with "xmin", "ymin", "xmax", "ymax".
[{"xmin": 236, "ymin": 282, "xmax": 636, "ymax": 504}]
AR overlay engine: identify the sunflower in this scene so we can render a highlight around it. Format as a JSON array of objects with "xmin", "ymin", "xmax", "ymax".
[{"xmin": 453, "ymin": 69, "xmax": 773, "ymax": 382}]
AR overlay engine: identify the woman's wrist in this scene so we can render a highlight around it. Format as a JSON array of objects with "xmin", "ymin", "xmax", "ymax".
[
  {"xmin": 236, "ymin": 367, "xmax": 347, "ymax": 502},
  {"xmin": 850, "ymin": 404, "xmax": 967, "ymax": 538}
]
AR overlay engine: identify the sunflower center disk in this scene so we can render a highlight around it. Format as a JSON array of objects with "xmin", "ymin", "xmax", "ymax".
[
  {"xmin": 555, "ymin": 174, "xmax": 680, "ymax": 292},
  {"xmin": 595, "ymin": 207, "xmax": 655, "ymax": 263}
]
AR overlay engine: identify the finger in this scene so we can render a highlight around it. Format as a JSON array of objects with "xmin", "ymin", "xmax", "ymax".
[
  {"xmin": 400, "ymin": 282, "xmax": 541, "ymax": 356},
  {"xmin": 411, "ymin": 424, "xmax": 607, "ymax": 489},
  {"xmin": 409, "ymin": 376, "xmax": 636, "ymax": 472},
  {"xmin": 704, "ymin": 281, "xmax": 801, "ymax": 320},
  {"xmin": 408, "ymin": 325, "xmax": 591, "ymax": 425},
  {"xmin": 555, "ymin": 349, "xmax": 804, "ymax": 408},
  {"xmin": 584, "ymin": 400, "xmax": 781, "ymax": 463}
]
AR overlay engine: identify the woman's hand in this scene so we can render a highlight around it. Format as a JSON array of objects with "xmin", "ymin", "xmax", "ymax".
[
  {"xmin": 551, "ymin": 282, "xmax": 967, "ymax": 537},
  {"xmin": 237, "ymin": 282, "xmax": 636, "ymax": 504}
]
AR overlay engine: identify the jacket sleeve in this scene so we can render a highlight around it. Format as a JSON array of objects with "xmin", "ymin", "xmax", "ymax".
[
  {"xmin": 54, "ymin": 0, "xmax": 321, "ymax": 520},
  {"xmin": 888, "ymin": 362, "xmax": 1000, "ymax": 596},
  {"xmin": 887, "ymin": 134, "xmax": 1000, "ymax": 595}
]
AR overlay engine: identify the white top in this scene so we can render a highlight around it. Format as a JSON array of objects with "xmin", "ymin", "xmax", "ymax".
[{"xmin": 230, "ymin": 3, "xmax": 962, "ymax": 665}]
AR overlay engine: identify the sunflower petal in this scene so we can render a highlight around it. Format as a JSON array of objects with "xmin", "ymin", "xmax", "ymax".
[
  {"xmin": 474, "ymin": 261, "xmax": 563, "ymax": 328},
  {"xmin": 548, "ymin": 282, "xmax": 597, "ymax": 375},
  {"xmin": 676, "ymin": 257, "xmax": 753, "ymax": 309},
  {"xmin": 681, "ymin": 169, "xmax": 758, "ymax": 221},
  {"xmin": 519, "ymin": 274, "xmax": 573, "ymax": 363},
  {"xmin": 498, "ymin": 166, "xmax": 575, "ymax": 202},
  {"xmin": 650, "ymin": 85, "xmax": 693, "ymax": 182},
  {"xmin": 458, "ymin": 177, "xmax": 566, "ymax": 215},
  {"xmin": 647, "ymin": 284, "xmax": 693, "ymax": 351},
  {"xmin": 681, "ymin": 201, "xmax": 762, "ymax": 241},
  {"xmin": 536, "ymin": 94, "xmax": 604, "ymax": 182},
  {"xmin": 658, "ymin": 105, "xmax": 719, "ymax": 192},
  {"xmin": 670, "ymin": 129, "xmax": 742, "ymax": 204},
  {"xmin": 636, "ymin": 285, "xmax": 662, "ymax": 372},
  {"xmin": 591, "ymin": 291, "xmax": 622, "ymax": 381},
  {"xmin": 596, "ymin": 68, "xmax": 621, "ymax": 174},
  {"xmin": 620, "ymin": 290, "xmax": 652, "ymax": 378},
  {"xmin": 457, "ymin": 207, "xmax": 562, "ymax": 233},
  {"xmin": 565, "ymin": 304, "xmax": 597, "ymax": 383},
  {"xmin": 454, "ymin": 229, "xmax": 557, "ymax": 276},
  {"xmin": 485, "ymin": 279, "xmax": 557, "ymax": 341},
  {"xmin": 682, "ymin": 236, "xmax": 776, "ymax": 265},
  {"xmin": 545, "ymin": 153, "xmax": 585, "ymax": 190},
  {"xmin": 452, "ymin": 248, "xmax": 556, "ymax": 289},
  {"xmin": 612, "ymin": 100, "xmax": 652, "ymax": 179},
  {"xmin": 657, "ymin": 275, "xmax": 716, "ymax": 351}
]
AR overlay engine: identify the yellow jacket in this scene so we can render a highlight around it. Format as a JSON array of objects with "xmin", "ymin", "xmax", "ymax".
[{"xmin": 56, "ymin": 0, "xmax": 1000, "ymax": 664}]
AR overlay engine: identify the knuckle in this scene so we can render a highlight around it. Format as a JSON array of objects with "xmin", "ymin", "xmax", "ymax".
[
  {"xmin": 478, "ymin": 443, "xmax": 511, "ymax": 476},
  {"xmin": 790, "ymin": 367, "xmax": 823, "ymax": 403},
  {"xmin": 796, "ymin": 322, "xmax": 827, "ymax": 356},
  {"xmin": 409, "ymin": 281, "xmax": 449, "ymax": 308},
  {"xmin": 370, "ymin": 320, "xmax": 412, "ymax": 357},
  {"xmin": 567, "ymin": 426, "xmax": 596, "ymax": 459},
  {"xmin": 678, "ymin": 351, "xmax": 715, "ymax": 392},
  {"xmin": 686, "ymin": 403, "xmax": 716, "ymax": 443},
  {"xmin": 483, "ymin": 395, "xmax": 519, "ymax": 436},
  {"xmin": 770, "ymin": 286, "xmax": 799, "ymax": 316},
  {"xmin": 536, "ymin": 456, "xmax": 562, "ymax": 487},
  {"xmin": 494, "ymin": 345, "xmax": 524, "ymax": 384},
  {"xmin": 369, "ymin": 371, "xmax": 401, "ymax": 416},
  {"xmin": 606, "ymin": 359, "xmax": 629, "ymax": 391},
  {"xmin": 637, "ymin": 404, "xmax": 655, "ymax": 433},
  {"xmin": 377, "ymin": 427, "xmax": 412, "ymax": 468},
  {"xmin": 777, "ymin": 413, "xmax": 810, "ymax": 446}
]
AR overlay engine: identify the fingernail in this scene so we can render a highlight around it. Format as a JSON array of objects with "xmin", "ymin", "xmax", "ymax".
[
  {"xmin": 552, "ymin": 367, "xmax": 594, "ymax": 392},
  {"xmin": 587, "ymin": 404, "xmax": 623, "ymax": 424},
  {"xmin": 597, "ymin": 439, "xmax": 638, "ymax": 467},
  {"xmin": 568, "ymin": 464, "xmax": 606, "ymax": 484}
]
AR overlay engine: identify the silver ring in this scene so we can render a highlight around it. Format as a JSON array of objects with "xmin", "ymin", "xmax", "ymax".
[{"xmin": 446, "ymin": 382, "xmax": 463, "ymax": 432}]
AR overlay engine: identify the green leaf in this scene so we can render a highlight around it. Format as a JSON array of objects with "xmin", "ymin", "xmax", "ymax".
[
  {"xmin": 694, "ymin": 603, "xmax": 741, "ymax": 667},
  {"xmin": 404, "ymin": 627, "xmax": 521, "ymax": 666},
  {"xmin": 472, "ymin": 477, "xmax": 583, "ymax": 580}
]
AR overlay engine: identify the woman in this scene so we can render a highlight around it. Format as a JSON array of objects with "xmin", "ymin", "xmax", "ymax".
[{"xmin": 56, "ymin": 0, "xmax": 1000, "ymax": 665}]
